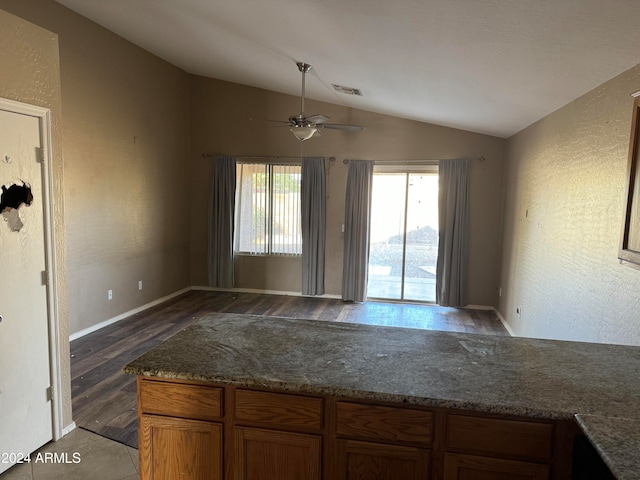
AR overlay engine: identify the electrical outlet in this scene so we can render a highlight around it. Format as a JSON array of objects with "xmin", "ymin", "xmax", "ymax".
[
  {"xmin": 107, "ymin": 289, "xmax": 113, "ymax": 301},
  {"xmin": 138, "ymin": 280, "xmax": 143, "ymax": 291}
]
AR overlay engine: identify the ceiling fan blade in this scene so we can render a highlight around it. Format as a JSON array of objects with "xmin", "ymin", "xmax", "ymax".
[
  {"xmin": 305, "ymin": 114, "xmax": 330, "ymax": 124},
  {"xmin": 315, "ymin": 123, "xmax": 365, "ymax": 132}
]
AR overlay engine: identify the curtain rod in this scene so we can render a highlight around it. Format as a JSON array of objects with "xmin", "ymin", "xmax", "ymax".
[
  {"xmin": 342, "ymin": 156, "xmax": 485, "ymax": 164},
  {"xmin": 203, "ymin": 153, "xmax": 336, "ymax": 162}
]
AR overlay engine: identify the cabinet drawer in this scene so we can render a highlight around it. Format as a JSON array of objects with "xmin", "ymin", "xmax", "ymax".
[
  {"xmin": 235, "ymin": 389, "xmax": 323, "ymax": 429},
  {"xmin": 139, "ymin": 379, "xmax": 222, "ymax": 421},
  {"xmin": 336, "ymin": 402, "xmax": 432, "ymax": 446},
  {"xmin": 444, "ymin": 453, "xmax": 549, "ymax": 480},
  {"xmin": 446, "ymin": 414, "xmax": 554, "ymax": 461}
]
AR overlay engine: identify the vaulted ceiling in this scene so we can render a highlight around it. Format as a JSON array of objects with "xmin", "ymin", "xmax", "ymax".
[{"xmin": 56, "ymin": 0, "xmax": 640, "ymax": 138}]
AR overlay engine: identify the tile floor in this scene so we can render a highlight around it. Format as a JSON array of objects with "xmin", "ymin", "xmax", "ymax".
[{"xmin": 0, "ymin": 428, "xmax": 138, "ymax": 480}]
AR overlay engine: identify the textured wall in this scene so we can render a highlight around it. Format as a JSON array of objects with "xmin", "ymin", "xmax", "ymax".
[
  {"xmin": 189, "ymin": 75, "xmax": 506, "ymax": 306},
  {"xmin": 500, "ymin": 64, "xmax": 640, "ymax": 345},
  {"xmin": 0, "ymin": 6, "xmax": 72, "ymax": 435},
  {"xmin": 0, "ymin": 0, "xmax": 192, "ymax": 335}
]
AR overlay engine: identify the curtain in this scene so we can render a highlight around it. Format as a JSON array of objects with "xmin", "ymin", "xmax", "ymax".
[
  {"xmin": 436, "ymin": 158, "xmax": 470, "ymax": 307},
  {"xmin": 342, "ymin": 160, "xmax": 374, "ymax": 302},
  {"xmin": 208, "ymin": 155, "xmax": 236, "ymax": 288},
  {"xmin": 301, "ymin": 157, "xmax": 326, "ymax": 296}
]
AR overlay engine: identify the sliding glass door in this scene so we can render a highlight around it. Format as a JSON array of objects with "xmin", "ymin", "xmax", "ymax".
[{"xmin": 367, "ymin": 167, "xmax": 439, "ymax": 302}]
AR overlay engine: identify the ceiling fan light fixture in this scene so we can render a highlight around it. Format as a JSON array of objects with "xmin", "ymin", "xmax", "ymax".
[{"xmin": 290, "ymin": 126, "xmax": 317, "ymax": 141}]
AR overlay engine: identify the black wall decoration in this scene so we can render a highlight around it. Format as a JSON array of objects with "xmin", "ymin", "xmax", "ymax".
[{"xmin": 0, "ymin": 181, "xmax": 33, "ymax": 232}]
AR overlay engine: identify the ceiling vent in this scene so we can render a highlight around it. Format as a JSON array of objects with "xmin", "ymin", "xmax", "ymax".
[{"xmin": 332, "ymin": 84, "xmax": 363, "ymax": 96}]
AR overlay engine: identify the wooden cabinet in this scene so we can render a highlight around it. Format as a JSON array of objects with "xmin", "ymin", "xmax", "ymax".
[
  {"xmin": 136, "ymin": 378, "xmax": 575, "ymax": 480},
  {"xmin": 139, "ymin": 414, "xmax": 222, "ymax": 480},
  {"xmin": 231, "ymin": 390, "xmax": 324, "ymax": 480},
  {"xmin": 233, "ymin": 427, "xmax": 321, "ymax": 480},
  {"xmin": 443, "ymin": 453, "xmax": 549, "ymax": 480},
  {"xmin": 336, "ymin": 439, "xmax": 429, "ymax": 480},
  {"xmin": 138, "ymin": 379, "xmax": 224, "ymax": 480},
  {"xmin": 445, "ymin": 414, "xmax": 553, "ymax": 461},
  {"xmin": 335, "ymin": 402, "xmax": 432, "ymax": 479},
  {"xmin": 443, "ymin": 414, "xmax": 555, "ymax": 480}
]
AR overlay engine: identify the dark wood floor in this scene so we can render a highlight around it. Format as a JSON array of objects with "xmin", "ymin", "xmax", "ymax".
[{"xmin": 70, "ymin": 289, "xmax": 507, "ymax": 448}]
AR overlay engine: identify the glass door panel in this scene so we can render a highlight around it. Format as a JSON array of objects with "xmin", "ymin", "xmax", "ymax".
[
  {"xmin": 367, "ymin": 171, "xmax": 438, "ymax": 302},
  {"xmin": 367, "ymin": 173, "xmax": 406, "ymax": 300},
  {"xmin": 404, "ymin": 173, "xmax": 439, "ymax": 302}
]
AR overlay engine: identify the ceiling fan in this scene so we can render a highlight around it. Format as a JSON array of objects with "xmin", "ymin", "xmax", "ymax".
[{"xmin": 283, "ymin": 62, "xmax": 365, "ymax": 142}]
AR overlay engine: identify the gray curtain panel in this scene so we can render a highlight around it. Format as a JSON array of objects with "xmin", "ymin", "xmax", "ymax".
[
  {"xmin": 208, "ymin": 155, "xmax": 236, "ymax": 288},
  {"xmin": 342, "ymin": 160, "xmax": 374, "ymax": 302},
  {"xmin": 436, "ymin": 158, "xmax": 470, "ymax": 307},
  {"xmin": 301, "ymin": 157, "xmax": 326, "ymax": 296}
]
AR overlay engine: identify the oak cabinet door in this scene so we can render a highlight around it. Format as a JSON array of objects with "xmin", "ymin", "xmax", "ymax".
[
  {"xmin": 336, "ymin": 439, "xmax": 430, "ymax": 480},
  {"xmin": 443, "ymin": 453, "xmax": 549, "ymax": 480},
  {"xmin": 233, "ymin": 426, "xmax": 322, "ymax": 480},
  {"xmin": 139, "ymin": 414, "xmax": 223, "ymax": 480}
]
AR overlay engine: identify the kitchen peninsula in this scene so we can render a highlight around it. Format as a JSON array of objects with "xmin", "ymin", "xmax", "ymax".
[{"xmin": 124, "ymin": 313, "xmax": 640, "ymax": 479}]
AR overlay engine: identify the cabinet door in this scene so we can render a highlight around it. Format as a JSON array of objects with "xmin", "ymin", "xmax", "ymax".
[
  {"xmin": 233, "ymin": 426, "xmax": 321, "ymax": 480},
  {"xmin": 443, "ymin": 453, "xmax": 549, "ymax": 480},
  {"xmin": 139, "ymin": 414, "xmax": 222, "ymax": 480},
  {"xmin": 336, "ymin": 439, "xmax": 430, "ymax": 480}
]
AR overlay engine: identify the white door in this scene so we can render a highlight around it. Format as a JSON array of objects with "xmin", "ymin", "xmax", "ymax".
[{"xmin": 0, "ymin": 107, "xmax": 53, "ymax": 474}]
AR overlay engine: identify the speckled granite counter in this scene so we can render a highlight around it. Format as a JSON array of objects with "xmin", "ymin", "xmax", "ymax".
[
  {"xmin": 575, "ymin": 415, "xmax": 640, "ymax": 480},
  {"xmin": 124, "ymin": 313, "xmax": 640, "ymax": 479}
]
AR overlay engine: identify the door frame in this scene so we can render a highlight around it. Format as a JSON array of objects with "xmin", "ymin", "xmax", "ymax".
[
  {"xmin": 0, "ymin": 97, "xmax": 63, "ymax": 440},
  {"xmin": 368, "ymin": 164, "xmax": 439, "ymax": 303}
]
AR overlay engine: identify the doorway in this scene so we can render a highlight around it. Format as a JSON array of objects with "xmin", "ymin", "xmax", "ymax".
[
  {"xmin": 367, "ymin": 166, "xmax": 439, "ymax": 302},
  {"xmin": 0, "ymin": 98, "xmax": 60, "ymax": 473}
]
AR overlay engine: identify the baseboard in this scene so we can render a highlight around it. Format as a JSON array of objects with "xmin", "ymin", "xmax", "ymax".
[
  {"xmin": 62, "ymin": 421, "xmax": 76, "ymax": 437},
  {"xmin": 465, "ymin": 304, "xmax": 495, "ymax": 310},
  {"xmin": 492, "ymin": 308, "xmax": 515, "ymax": 336},
  {"xmin": 69, "ymin": 287, "xmax": 191, "ymax": 341}
]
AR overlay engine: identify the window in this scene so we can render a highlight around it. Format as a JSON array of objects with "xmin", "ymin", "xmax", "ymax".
[{"xmin": 234, "ymin": 162, "xmax": 302, "ymax": 255}]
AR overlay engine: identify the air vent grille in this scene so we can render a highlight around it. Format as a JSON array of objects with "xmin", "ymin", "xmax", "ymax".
[{"xmin": 332, "ymin": 84, "xmax": 363, "ymax": 96}]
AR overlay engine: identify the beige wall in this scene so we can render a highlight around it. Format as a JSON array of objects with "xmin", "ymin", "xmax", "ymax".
[
  {"xmin": 500, "ymin": 63, "xmax": 640, "ymax": 345},
  {"xmin": 0, "ymin": 0, "xmax": 192, "ymax": 335},
  {"xmin": 190, "ymin": 75, "xmax": 506, "ymax": 305},
  {"xmin": 0, "ymin": 0, "xmax": 505, "ymax": 436},
  {"xmin": 0, "ymin": 5, "xmax": 72, "ymax": 435}
]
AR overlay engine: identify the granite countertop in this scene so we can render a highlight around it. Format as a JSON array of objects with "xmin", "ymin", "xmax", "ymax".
[{"xmin": 124, "ymin": 313, "xmax": 640, "ymax": 479}]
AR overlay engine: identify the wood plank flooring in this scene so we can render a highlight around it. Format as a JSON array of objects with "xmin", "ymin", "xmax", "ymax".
[{"xmin": 70, "ymin": 290, "xmax": 508, "ymax": 448}]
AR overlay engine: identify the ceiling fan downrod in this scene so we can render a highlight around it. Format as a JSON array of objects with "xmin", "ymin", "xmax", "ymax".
[{"xmin": 297, "ymin": 62, "xmax": 312, "ymax": 120}]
